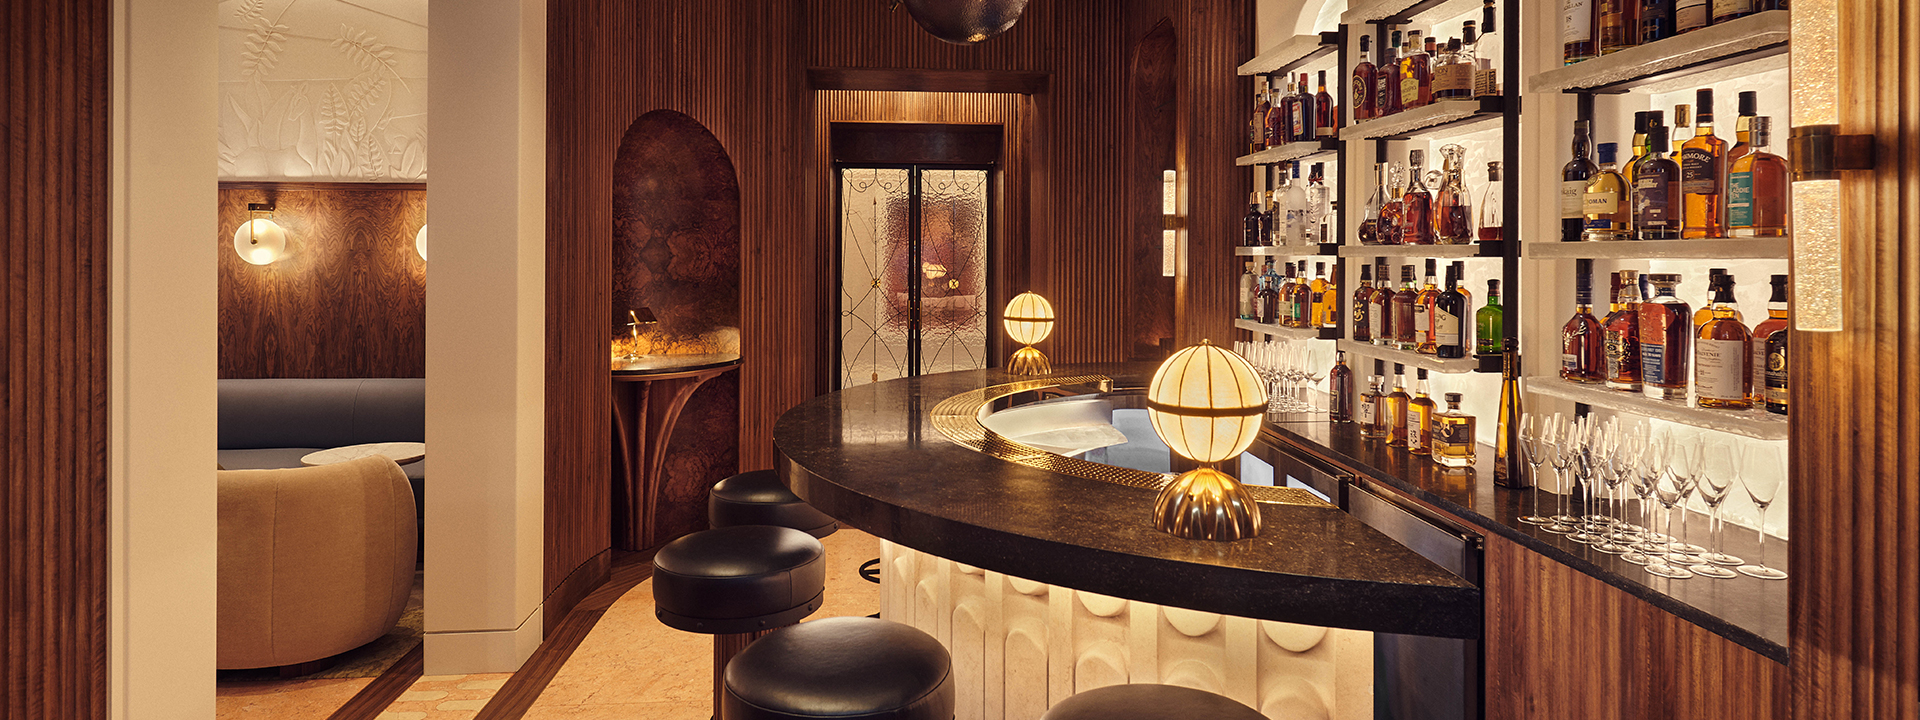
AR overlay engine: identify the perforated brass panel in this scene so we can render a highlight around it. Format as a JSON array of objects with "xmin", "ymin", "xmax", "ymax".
[{"xmin": 931, "ymin": 376, "xmax": 1329, "ymax": 507}]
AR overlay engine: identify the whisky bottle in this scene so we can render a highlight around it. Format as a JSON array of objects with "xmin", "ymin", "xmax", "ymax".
[
  {"xmin": 1257, "ymin": 260, "xmax": 1280, "ymax": 324},
  {"xmin": 1671, "ymin": 103, "xmax": 1691, "ymax": 155},
  {"xmin": 1264, "ymin": 77, "xmax": 1286, "ymax": 147},
  {"xmin": 1638, "ymin": 273, "xmax": 1692, "ymax": 400},
  {"xmin": 1561, "ymin": 259, "xmax": 1605, "ymax": 383},
  {"xmin": 1330, "ymin": 350, "xmax": 1354, "ymax": 422},
  {"xmin": 1260, "ymin": 191, "xmax": 1276, "ymax": 246},
  {"xmin": 1765, "ymin": 315, "xmax": 1788, "ymax": 415},
  {"xmin": 1317, "ymin": 261, "xmax": 1340, "ymax": 328},
  {"xmin": 1401, "ymin": 149, "xmax": 1435, "ymax": 245},
  {"xmin": 1309, "ymin": 262, "xmax": 1330, "ymax": 328},
  {"xmin": 1385, "ymin": 364, "xmax": 1412, "ymax": 447},
  {"xmin": 1713, "ymin": 0, "xmax": 1755, "ymax": 23},
  {"xmin": 1371, "ymin": 261, "xmax": 1396, "ymax": 345},
  {"xmin": 1603, "ymin": 269, "xmax": 1643, "ymax": 392},
  {"xmin": 1380, "ymin": 162, "xmax": 1405, "ymax": 245},
  {"xmin": 1476, "ymin": 279, "xmax": 1504, "ymax": 358},
  {"xmin": 1352, "ymin": 264, "xmax": 1375, "ymax": 342},
  {"xmin": 1238, "ymin": 262, "xmax": 1257, "ymax": 319},
  {"xmin": 1434, "ymin": 144, "xmax": 1473, "ymax": 244},
  {"xmin": 1696, "ymin": 276, "xmax": 1754, "ymax": 410},
  {"xmin": 1600, "ymin": 0, "xmax": 1639, "ymax": 54},
  {"xmin": 1291, "ymin": 72, "xmax": 1311, "ymax": 142},
  {"xmin": 1299, "ymin": 72, "xmax": 1318, "ymax": 141},
  {"xmin": 1415, "ymin": 259, "xmax": 1441, "ymax": 354},
  {"xmin": 1352, "ymin": 35, "xmax": 1377, "ymax": 122},
  {"xmin": 1692, "ymin": 269, "xmax": 1741, "ymax": 331},
  {"xmin": 1434, "ymin": 392, "xmax": 1478, "ymax": 469},
  {"xmin": 1360, "ymin": 162, "xmax": 1386, "ymax": 245},
  {"xmin": 1728, "ymin": 116, "xmax": 1789, "ymax": 237},
  {"xmin": 1408, "ymin": 369, "xmax": 1438, "ymax": 456},
  {"xmin": 1562, "ymin": 119, "xmax": 1598, "ymax": 242},
  {"xmin": 1307, "ymin": 163, "xmax": 1330, "ymax": 246},
  {"xmin": 1681, "ymin": 91, "xmax": 1728, "ymax": 238},
  {"xmin": 1632, "ymin": 123, "xmax": 1683, "ymax": 240},
  {"xmin": 1252, "ymin": 87, "xmax": 1271, "ymax": 152},
  {"xmin": 1675, "ymin": 0, "xmax": 1708, "ymax": 33},
  {"xmin": 1726, "ymin": 91, "xmax": 1758, "ymax": 175},
  {"xmin": 1478, "ymin": 161, "xmax": 1504, "ymax": 242},
  {"xmin": 1243, "ymin": 192, "xmax": 1263, "ymax": 247},
  {"xmin": 1623, "ymin": 110, "xmax": 1658, "ymax": 188},
  {"xmin": 1280, "ymin": 262, "xmax": 1300, "ymax": 327},
  {"xmin": 1400, "ymin": 31, "xmax": 1432, "ymax": 109},
  {"xmin": 1565, "ymin": 0, "xmax": 1598, "ymax": 64},
  {"xmin": 1641, "ymin": 0, "xmax": 1674, "ymax": 43},
  {"xmin": 1582, "ymin": 142, "xmax": 1630, "ymax": 240},
  {"xmin": 1290, "ymin": 263, "xmax": 1314, "ymax": 328},
  {"xmin": 1359, "ymin": 365, "xmax": 1386, "ymax": 437},
  {"xmin": 1435, "ymin": 263, "xmax": 1469, "ymax": 359},
  {"xmin": 1494, "ymin": 338, "xmax": 1525, "ymax": 485},
  {"xmin": 1434, "ymin": 37, "xmax": 1474, "ymax": 101},
  {"xmin": 1751, "ymin": 274, "xmax": 1788, "ymax": 405},
  {"xmin": 1379, "ymin": 31, "xmax": 1404, "ymax": 117},
  {"xmin": 1315, "ymin": 71, "xmax": 1337, "ymax": 138},
  {"xmin": 1392, "ymin": 265, "xmax": 1419, "ymax": 350},
  {"xmin": 1475, "ymin": 2, "xmax": 1501, "ymax": 98}
]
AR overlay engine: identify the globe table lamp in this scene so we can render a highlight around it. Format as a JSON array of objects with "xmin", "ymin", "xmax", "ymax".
[
  {"xmin": 1004, "ymin": 292, "xmax": 1055, "ymax": 375},
  {"xmin": 1146, "ymin": 340, "xmax": 1267, "ymax": 541},
  {"xmin": 232, "ymin": 202, "xmax": 288, "ymax": 265}
]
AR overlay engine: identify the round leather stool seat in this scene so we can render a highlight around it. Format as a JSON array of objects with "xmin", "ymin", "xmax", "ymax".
[
  {"xmin": 652, "ymin": 525, "xmax": 826, "ymax": 635},
  {"xmin": 709, "ymin": 470, "xmax": 838, "ymax": 538},
  {"xmin": 1039, "ymin": 683, "xmax": 1267, "ymax": 720},
  {"xmin": 722, "ymin": 616, "xmax": 954, "ymax": 720}
]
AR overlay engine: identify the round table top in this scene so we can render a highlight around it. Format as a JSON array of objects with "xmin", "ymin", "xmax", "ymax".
[
  {"xmin": 611, "ymin": 352, "xmax": 742, "ymax": 378},
  {"xmin": 301, "ymin": 442, "xmax": 427, "ymax": 467}
]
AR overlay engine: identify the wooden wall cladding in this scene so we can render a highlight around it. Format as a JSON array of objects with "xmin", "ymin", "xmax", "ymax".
[
  {"xmin": 1125, "ymin": 18, "xmax": 1178, "ymax": 361},
  {"xmin": 1483, "ymin": 533, "xmax": 1788, "ymax": 719},
  {"xmin": 1790, "ymin": 1, "xmax": 1920, "ymax": 717},
  {"xmin": 2, "ymin": 0, "xmax": 110, "ymax": 717},
  {"xmin": 216, "ymin": 183, "xmax": 427, "ymax": 379}
]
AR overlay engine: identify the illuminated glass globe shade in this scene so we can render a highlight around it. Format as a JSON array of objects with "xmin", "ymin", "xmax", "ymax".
[
  {"xmin": 1004, "ymin": 292, "xmax": 1055, "ymax": 345},
  {"xmin": 1146, "ymin": 343, "xmax": 1267, "ymax": 464},
  {"xmin": 414, "ymin": 224, "xmax": 428, "ymax": 260},
  {"xmin": 231, "ymin": 218, "xmax": 287, "ymax": 265}
]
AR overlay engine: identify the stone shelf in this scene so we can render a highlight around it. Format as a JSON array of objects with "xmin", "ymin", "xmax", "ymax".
[
  {"xmin": 1238, "ymin": 318, "xmax": 1340, "ymax": 341},
  {"xmin": 1236, "ymin": 138, "xmax": 1341, "ymax": 166},
  {"xmin": 1526, "ymin": 11, "xmax": 1790, "ymax": 95},
  {"xmin": 1340, "ymin": 241, "xmax": 1504, "ymax": 258},
  {"xmin": 1526, "ymin": 376, "xmax": 1789, "ymax": 441},
  {"xmin": 1524, "ymin": 237, "xmax": 1792, "ymax": 260},
  {"xmin": 1238, "ymin": 31, "xmax": 1341, "ymax": 76},
  {"xmin": 1341, "ymin": 97, "xmax": 1504, "ymax": 141},
  {"xmin": 1337, "ymin": 339, "xmax": 1490, "ymax": 375}
]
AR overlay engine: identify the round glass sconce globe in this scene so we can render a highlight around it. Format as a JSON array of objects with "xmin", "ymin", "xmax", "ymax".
[
  {"xmin": 1004, "ymin": 292, "xmax": 1055, "ymax": 345},
  {"xmin": 1145, "ymin": 342, "xmax": 1267, "ymax": 464},
  {"xmin": 231, "ymin": 218, "xmax": 287, "ymax": 265},
  {"xmin": 415, "ymin": 224, "xmax": 428, "ymax": 261}
]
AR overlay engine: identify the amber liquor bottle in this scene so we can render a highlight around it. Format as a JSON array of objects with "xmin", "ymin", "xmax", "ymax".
[
  {"xmin": 1632, "ymin": 124, "xmax": 1683, "ymax": 240},
  {"xmin": 1751, "ymin": 274, "xmax": 1788, "ymax": 406},
  {"xmin": 1728, "ymin": 116, "xmax": 1789, "ymax": 237},
  {"xmin": 1726, "ymin": 91, "xmax": 1758, "ymax": 174},
  {"xmin": 1561, "ymin": 259, "xmax": 1605, "ymax": 384},
  {"xmin": 1435, "ymin": 264, "xmax": 1469, "ymax": 359},
  {"xmin": 1264, "ymin": 77, "xmax": 1286, "ymax": 147},
  {"xmin": 1399, "ymin": 31, "xmax": 1433, "ymax": 110},
  {"xmin": 1407, "ymin": 369, "xmax": 1438, "ymax": 456},
  {"xmin": 1600, "ymin": 0, "xmax": 1638, "ymax": 54},
  {"xmin": 1434, "ymin": 393, "xmax": 1478, "ymax": 469},
  {"xmin": 1562, "ymin": 119, "xmax": 1598, "ymax": 242},
  {"xmin": 1315, "ymin": 71, "xmax": 1337, "ymax": 138},
  {"xmin": 1696, "ymin": 277, "xmax": 1753, "ymax": 410},
  {"xmin": 1564, "ymin": 0, "xmax": 1598, "ymax": 64},
  {"xmin": 1352, "ymin": 35, "xmax": 1377, "ymax": 122},
  {"xmin": 1359, "ymin": 364, "xmax": 1387, "ymax": 437},
  {"xmin": 1681, "ymin": 90, "xmax": 1728, "ymax": 238},
  {"xmin": 1310, "ymin": 261, "xmax": 1333, "ymax": 328},
  {"xmin": 1582, "ymin": 142, "xmax": 1630, "ymax": 240},
  {"xmin": 1371, "ymin": 261, "xmax": 1397, "ymax": 346},
  {"xmin": 1352, "ymin": 264, "xmax": 1375, "ymax": 342},
  {"xmin": 1288, "ymin": 263, "xmax": 1314, "ymax": 328},
  {"xmin": 1392, "ymin": 265, "xmax": 1420, "ymax": 351},
  {"xmin": 1329, "ymin": 350, "xmax": 1355, "ymax": 422},
  {"xmin": 1379, "ymin": 31, "xmax": 1404, "ymax": 117},
  {"xmin": 1603, "ymin": 269, "xmax": 1643, "ymax": 392},
  {"xmin": 1401, "ymin": 149, "xmax": 1435, "ymax": 245},
  {"xmin": 1638, "ymin": 273, "xmax": 1692, "ymax": 401},
  {"xmin": 1385, "ymin": 364, "xmax": 1412, "ymax": 447},
  {"xmin": 1494, "ymin": 338, "xmax": 1525, "ymax": 485},
  {"xmin": 1415, "ymin": 259, "xmax": 1441, "ymax": 354}
]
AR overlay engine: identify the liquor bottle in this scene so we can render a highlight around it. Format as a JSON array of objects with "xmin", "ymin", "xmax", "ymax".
[
  {"xmin": 1473, "ymin": 0, "xmax": 1502, "ymax": 98},
  {"xmin": 1415, "ymin": 259, "xmax": 1441, "ymax": 354},
  {"xmin": 1330, "ymin": 351, "xmax": 1354, "ymax": 422},
  {"xmin": 1290, "ymin": 73, "xmax": 1311, "ymax": 142},
  {"xmin": 1289, "ymin": 263, "xmax": 1314, "ymax": 328},
  {"xmin": 1692, "ymin": 269, "xmax": 1740, "ymax": 330},
  {"xmin": 1358, "ymin": 370, "xmax": 1385, "ymax": 437},
  {"xmin": 1392, "ymin": 265, "xmax": 1419, "ymax": 350},
  {"xmin": 1600, "ymin": 0, "xmax": 1639, "ymax": 53},
  {"xmin": 1682, "ymin": 91, "xmax": 1728, "ymax": 238},
  {"xmin": 1379, "ymin": 31, "xmax": 1404, "ymax": 117},
  {"xmin": 1379, "ymin": 162, "xmax": 1405, "ymax": 245},
  {"xmin": 1713, "ymin": 0, "xmax": 1754, "ymax": 23},
  {"xmin": 1407, "ymin": 369, "xmax": 1438, "ymax": 456},
  {"xmin": 1315, "ymin": 71, "xmax": 1337, "ymax": 138},
  {"xmin": 1284, "ymin": 163, "xmax": 1308, "ymax": 246},
  {"xmin": 1478, "ymin": 161, "xmax": 1504, "ymax": 243},
  {"xmin": 1561, "ymin": 258, "xmax": 1605, "ymax": 383},
  {"xmin": 1261, "ymin": 191, "xmax": 1277, "ymax": 246},
  {"xmin": 1308, "ymin": 262, "xmax": 1330, "ymax": 328},
  {"xmin": 1675, "ymin": 0, "xmax": 1708, "ymax": 32},
  {"xmin": 1751, "ymin": 274, "xmax": 1788, "ymax": 405},
  {"xmin": 1305, "ymin": 163, "xmax": 1329, "ymax": 245},
  {"xmin": 1494, "ymin": 338, "xmax": 1525, "ymax": 485},
  {"xmin": 1385, "ymin": 365, "xmax": 1412, "ymax": 447},
  {"xmin": 1257, "ymin": 260, "xmax": 1280, "ymax": 324},
  {"xmin": 1316, "ymin": 261, "xmax": 1340, "ymax": 328},
  {"xmin": 1434, "ymin": 37, "xmax": 1474, "ymax": 101},
  {"xmin": 1264, "ymin": 77, "xmax": 1286, "ymax": 147},
  {"xmin": 1624, "ymin": 110, "xmax": 1654, "ymax": 188},
  {"xmin": 1434, "ymin": 393, "xmax": 1478, "ymax": 468},
  {"xmin": 1671, "ymin": 104, "xmax": 1691, "ymax": 155},
  {"xmin": 1582, "ymin": 142, "xmax": 1630, "ymax": 240},
  {"xmin": 1243, "ymin": 192, "xmax": 1263, "ymax": 247},
  {"xmin": 1371, "ymin": 261, "xmax": 1396, "ymax": 345},
  {"xmin": 1562, "ymin": 119, "xmax": 1598, "ymax": 242},
  {"xmin": 1251, "ymin": 86, "xmax": 1270, "ymax": 152},
  {"xmin": 1352, "ymin": 35, "xmax": 1377, "ymax": 122},
  {"xmin": 1726, "ymin": 91, "xmax": 1758, "ymax": 173},
  {"xmin": 1401, "ymin": 149, "xmax": 1435, "ymax": 245},
  {"xmin": 1238, "ymin": 262, "xmax": 1257, "ymax": 319},
  {"xmin": 1696, "ymin": 276, "xmax": 1753, "ymax": 409},
  {"xmin": 1765, "ymin": 306, "xmax": 1788, "ymax": 415},
  {"xmin": 1299, "ymin": 72, "xmax": 1318, "ymax": 141},
  {"xmin": 1632, "ymin": 123, "xmax": 1683, "ymax": 240},
  {"xmin": 1638, "ymin": 273, "xmax": 1691, "ymax": 400},
  {"xmin": 1728, "ymin": 116, "xmax": 1789, "ymax": 237},
  {"xmin": 1565, "ymin": 0, "xmax": 1598, "ymax": 64},
  {"xmin": 1435, "ymin": 263, "xmax": 1468, "ymax": 359},
  {"xmin": 1278, "ymin": 262, "xmax": 1298, "ymax": 327},
  {"xmin": 1400, "ymin": 30, "xmax": 1431, "ymax": 110},
  {"xmin": 1476, "ymin": 278, "xmax": 1504, "ymax": 357},
  {"xmin": 1641, "ymin": 0, "xmax": 1674, "ymax": 43},
  {"xmin": 1352, "ymin": 264, "xmax": 1375, "ymax": 342},
  {"xmin": 1434, "ymin": 144, "xmax": 1473, "ymax": 244},
  {"xmin": 1603, "ymin": 269, "xmax": 1643, "ymax": 392},
  {"xmin": 1359, "ymin": 162, "xmax": 1386, "ymax": 244},
  {"xmin": 1367, "ymin": 360, "xmax": 1393, "ymax": 439}
]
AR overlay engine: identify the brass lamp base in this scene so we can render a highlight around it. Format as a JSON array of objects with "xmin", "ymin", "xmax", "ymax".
[
  {"xmin": 1152, "ymin": 467, "xmax": 1262, "ymax": 541},
  {"xmin": 1008, "ymin": 346, "xmax": 1052, "ymax": 375}
]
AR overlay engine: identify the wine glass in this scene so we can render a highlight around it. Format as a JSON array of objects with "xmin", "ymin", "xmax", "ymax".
[
  {"xmin": 1644, "ymin": 455, "xmax": 1697, "ymax": 580},
  {"xmin": 1302, "ymin": 346, "xmax": 1329, "ymax": 412},
  {"xmin": 1543, "ymin": 415, "xmax": 1579, "ymax": 534},
  {"xmin": 1518, "ymin": 413, "xmax": 1553, "ymax": 525},
  {"xmin": 1589, "ymin": 427, "xmax": 1634, "ymax": 554},
  {"xmin": 1624, "ymin": 433, "xmax": 1671, "ymax": 565},
  {"xmin": 1737, "ymin": 444, "xmax": 1789, "ymax": 580},
  {"xmin": 1692, "ymin": 438, "xmax": 1743, "ymax": 577},
  {"xmin": 1661, "ymin": 435, "xmax": 1706, "ymax": 565},
  {"xmin": 1567, "ymin": 432, "xmax": 1606, "ymax": 544},
  {"xmin": 1604, "ymin": 432, "xmax": 1645, "ymax": 545}
]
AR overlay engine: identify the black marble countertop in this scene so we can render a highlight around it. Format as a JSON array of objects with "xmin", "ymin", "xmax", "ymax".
[
  {"xmin": 774, "ymin": 363, "xmax": 1482, "ymax": 639},
  {"xmin": 1261, "ymin": 415, "xmax": 1789, "ymax": 664}
]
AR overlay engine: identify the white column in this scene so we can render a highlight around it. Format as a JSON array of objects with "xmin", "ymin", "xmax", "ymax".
[{"xmin": 424, "ymin": 0, "xmax": 548, "ymax": 674}]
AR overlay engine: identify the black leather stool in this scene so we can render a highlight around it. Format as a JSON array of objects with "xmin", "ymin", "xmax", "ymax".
[
  {"xmin": 722, "ymin": 616, "xmax": 954, "ymax": 720},
  {"xmin": 653, "ymin": 525, "xmax": 827, "ymax": 718},
  {"xmin": 709, "ymin": 469, "xmax": 838, "ymax": 538},
  {"xmin": 1040, "ymin": 683, "xmax": 1267, "ymax": 720}
]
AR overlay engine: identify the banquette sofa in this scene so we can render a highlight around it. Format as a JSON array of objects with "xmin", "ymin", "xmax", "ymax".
[{"xmin": 216, "ymin": 377, "xmax": 427, "ymax": 510}]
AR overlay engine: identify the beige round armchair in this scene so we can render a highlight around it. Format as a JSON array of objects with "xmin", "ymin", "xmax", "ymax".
[{"xmin": 217, "ymin": 455, "xmax": 417, "ymax": 670}]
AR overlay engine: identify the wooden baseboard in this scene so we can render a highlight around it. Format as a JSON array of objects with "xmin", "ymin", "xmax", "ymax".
[
  {"xmin": 473, "ymin": 549, "xmax": 658, "ymax": 720},
  {"xmin": 325, "ymin": 644, "xmax": 424, "ymax": 720},
  {"xmin": 543, "ymin": 550, "xmax": 611, "ymax": 635}
]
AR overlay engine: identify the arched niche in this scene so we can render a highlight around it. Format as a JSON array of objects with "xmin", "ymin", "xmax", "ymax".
[
  {"xmin": 611, "ymin": 109, "xmax": 742, "ymax": 547},
  {"xmin": 1126, "ymin": 17, "xmax": 1177, "ymax": 361}
]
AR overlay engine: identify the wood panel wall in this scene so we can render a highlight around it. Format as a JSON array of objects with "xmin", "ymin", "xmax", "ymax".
[
  {"xmin": 1, "ymin": 0, "xmax": 110, "ymax": 717},
  {"xmin": 1790, "ymin": 1, "xmax": 1920, "ymax": 717},
  {"xmin": 216, "ymin": 183, "xmax": 427, "ymax": 379}
]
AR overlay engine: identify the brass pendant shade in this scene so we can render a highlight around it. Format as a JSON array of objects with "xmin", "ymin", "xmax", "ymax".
[
  {"xmin": 1152, "ymin": 467, "xmax": 1262, "ymax": 541},
  {"xmin": 902, "ymin": 0, "xmax": 1031, "ymax": 45}
]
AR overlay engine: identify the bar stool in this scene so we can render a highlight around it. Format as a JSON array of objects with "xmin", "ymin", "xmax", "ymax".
[
  {"xmin": 1040, "ymin": 683, "xmax": 1267, "ymax": 720},
  {"xmin": 653, "ymin": 525, "xmax": 826, "ymax": 717},
  {"xmin": 721, "ymin": 616, "xmax": 954, "ymax": 720},
  {"xmin": 709, "ymin": 469, "xmax": 838, "ymax": 538}
]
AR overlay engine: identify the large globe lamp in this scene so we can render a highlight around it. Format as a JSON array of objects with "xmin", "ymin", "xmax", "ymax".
[
  {"xmin": 902, "ymin": 0, "xmax": 1031, "ymax": 45},
  {"xmin": 1004, "ymin": 291, "xmax": 1054, "ymax": 375},
  {"xmin": 1146, "ymin": 341, "xmax": 1267, "ymax": 541}
]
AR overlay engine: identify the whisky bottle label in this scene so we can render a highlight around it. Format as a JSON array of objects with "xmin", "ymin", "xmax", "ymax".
[
  {"xmin": 1436, "ymin": 309, "xmax": 1462, "ymax": 347},
  {"xmin": 1765, "ymin": 342, "xmax": 1788, "ymax": 403},
  {"xmin": 1352, "ymin": 75, "xmax": 1368, "ymax": 112},
  {"xmin": 1435, "ymin": 64, "xmax": 1472, "ymax": 96},
  {"xmin": 1401, "ymin": 76, "xmax": 1420, "ymax": 105},
  {"xmin": 1695, "ymin": 338, "xmax": 1748, "ymax": 401},
  {"xmin": 1640, "ymin": 342, "xmax": 1668, "ymax": 386},
  {"xmin": 1727, "ymin": 170, "xmax": 1755, "ymax": 228},
  {"xmin": 1752, "ymin": 331, "xmax": 1772, "ymax": 394},
  {"xmin": 1358, "ymin": 398, "xmax": 1377, "ymax": 426},
  {"xmin": 1474, "ymin": 69, "xmax": 1497, "ymax": 98},
  {"xmin": 1583, "ymin": 189, "xmax": 1619, "ymax": 216},
  {"xmin": 1369, "ymin": 304, "xmax": 1385, "ymax": 339},
  {"xmin": 1675, "ymin": 0, "xmax": 1708, "ymax": 29},
  {"xmin": 1714, "ymin": 0, "xmax": 1754, "ymax": 14},
  {"xmin": 1561, "ymin": 352, "xmax": 1580, "ymax": 374},
  {"xmin": 1413, "ymin": 304, "xmax": 1431, "ymax": 340},
  {"xmin": 1634, "ymin": 175, "xmax": 1674, "ymax": 227},
  {"xmin": 1561, "ymin": 180, "xmax": 1586, "ymax": 218},
  {"xmin": 1564, "ymin": 0, "xmax": 1594, "ymax": 42},
  {"xmin": 1681, "ymin": 148, "xmax": 1720, "ymax": 194}
]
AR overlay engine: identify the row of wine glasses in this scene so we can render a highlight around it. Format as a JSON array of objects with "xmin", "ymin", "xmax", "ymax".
[
  {"xmin": 1234, "ymin": 340, "xmax": 1330, "ymax": 413},
  {"xmin": 1517, "ymin": 412, "xmax": 1787, "ymax": 581}
]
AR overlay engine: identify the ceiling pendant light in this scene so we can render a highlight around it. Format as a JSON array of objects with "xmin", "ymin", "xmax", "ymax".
[{"xmin": 899, "ymin": 0, "xmax": 1031, "ymax": 45}]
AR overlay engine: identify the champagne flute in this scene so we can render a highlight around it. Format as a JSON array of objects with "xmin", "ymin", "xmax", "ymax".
[
  {"xmin": 1693, "ymin": 438, "xmax": 1742, "ymax": 576},
  {"xmin": 1544, "ymin": 415, "xmax": 1579, "ymax": 533},
  {"xmin": 1518, "ymin": 413, "xmax": 1553, "ymax": 525},
  {"xmin": 1737, "ymin": 444, "xmax": 1789, "ymax": 580}
]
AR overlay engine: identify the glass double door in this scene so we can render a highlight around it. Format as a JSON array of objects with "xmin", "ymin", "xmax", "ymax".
[{"xmin": 838, "ymin": 165, "xmax": 991, "ymax": 389}]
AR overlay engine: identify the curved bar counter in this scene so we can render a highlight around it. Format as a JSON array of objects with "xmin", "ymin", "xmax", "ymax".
[{"xmin": 773, "ymin": 362, "xmax": 1481, "ymax": 640}]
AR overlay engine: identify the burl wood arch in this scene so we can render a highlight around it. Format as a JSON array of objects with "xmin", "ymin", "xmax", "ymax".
[{"xmin": 610, "ymin": 110, "xmax": 743, "ymax": 550}]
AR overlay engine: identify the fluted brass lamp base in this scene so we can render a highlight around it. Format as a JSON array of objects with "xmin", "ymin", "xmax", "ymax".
[
  {"xmin": 1153, "ymin": 467, "xmax": 1262, "ymax": 541},
  {"xmin": 1008, "ymin": 346, "xmax": 1052, "ymax": 375}
]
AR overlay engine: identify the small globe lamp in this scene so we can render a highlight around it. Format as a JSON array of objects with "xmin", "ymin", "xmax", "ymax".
[
  {"xmin": 231, "ymin": 202, "xmax": 288, "ymax": 265},
  {"xmin": 1146, "ymin": 340, "xmax": 1267, "ymax": 541},
  {"xmin": 1004, "ymin": 292, "xmax": 1054, "ymax": 375}
]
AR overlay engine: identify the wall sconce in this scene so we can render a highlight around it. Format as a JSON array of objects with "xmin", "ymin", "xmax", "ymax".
[
  {"xmin": 414, "ymin": 224, "xmax": 428, "ymax": 261},
  {"xmin": 231, "ymin": 202, "xmax": 287, "ymax": 265},
  {"xmin": 1146, "ymin": 340, "xmax": 1267, "ymax": 541},
  {"xmin": 1788, "ymin": 0, "xmax": 1872, "ymax": 332},
  {"xmin": 613, "ymin": 307, "xmax": 659, "ymax": 363},
  {"xmin": 1004, "ymin": 292, "xmax": 1055, "ymax": 375}
]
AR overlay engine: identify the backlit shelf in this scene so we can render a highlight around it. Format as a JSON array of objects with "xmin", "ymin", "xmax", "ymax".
[
  {"xmin": 1523, "ymin": 237, "xmax": 1792, "ymax": 260},
  {"xmin": 1237, "ymin": 245, "xmax": 1340, "ymax": 257},
  {"xmin": 1236, "ymin": 138, "xmax": 1341, "ymax": 167},
  {"xmin": 1525, "ymin": 376, "xmax": 1789, "ymax": 441},
  {"xmin": 1342, "ymin": 0, "xmax": 1479, "ymax": 26},
  {"xmin": 1237, "ymin": 318, "xmax": 1340, "ymax": 341},
  {"xmin": 1341, "ymin": 98, "xmax": 1505, "ymax": 141},
  {"xmin": 1336, "ymin": 339, "xmax": 1489, "ymax": 375},
  {"xmin": 1338, "ymin": 241, "xmax": 1504, "ymax": 259},
  {"xmin": 1239, "ymin": 31, "xmax": 1342, "ymax": 76},
  {"xmin": 1526, "ymin": 11, "xmax": 1790, "ymax": 95}
]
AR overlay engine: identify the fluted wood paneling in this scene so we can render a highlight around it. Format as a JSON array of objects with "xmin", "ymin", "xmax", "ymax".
[
  {"xmin": 1172, "ymin": 0, "xmax": 1249, "ymax": 349},
  {"xmin": 1, "ymin": 0, "xmax": 109, "ymax": 717},
  {"xmin": 1790, "ymin": 1, "xmax": 1920, "ymax": 718},
  {"xmin": 216, "ymin": 183, "xmax": 427, "ymax": 379}
]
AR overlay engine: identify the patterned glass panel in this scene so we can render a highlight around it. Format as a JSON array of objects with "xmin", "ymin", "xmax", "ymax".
[
  {"xmin": 916, "ymin": 169, "xmax": 989, "ymax": 376},
  {"xmin": 841, "ymin": 168, "xmax": 913, "ymax": 387}
]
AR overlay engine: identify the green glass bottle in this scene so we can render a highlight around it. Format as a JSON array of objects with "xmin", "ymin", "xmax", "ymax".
[{"xmin": 1475, "ymin": 278, "xmax": 1503, "ymax": 357}]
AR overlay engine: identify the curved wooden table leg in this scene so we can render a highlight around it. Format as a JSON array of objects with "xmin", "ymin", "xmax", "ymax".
[{"xmin": 611, "ymin": 360, "xmax": 740, "ymax": 551}]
